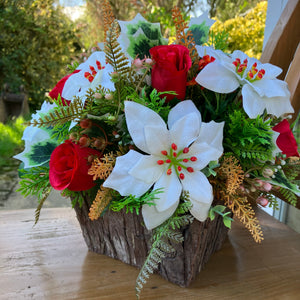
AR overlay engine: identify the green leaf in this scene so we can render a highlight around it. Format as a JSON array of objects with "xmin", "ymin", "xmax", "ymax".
[
  {"xmin": 223, "ymin": 217, "xmax": 232, "ymax": 229},
  {"xmin": 24, "ymin": 140, "xmax": 59, "ymax": 166}
]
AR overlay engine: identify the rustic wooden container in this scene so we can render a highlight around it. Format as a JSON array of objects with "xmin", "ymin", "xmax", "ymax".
[{"xmin": 74, "ymin": 195, "xmax": 229, "ymax": 287}]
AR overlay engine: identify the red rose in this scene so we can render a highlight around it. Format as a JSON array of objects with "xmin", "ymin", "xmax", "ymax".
[
  {"xmin": 149, "ymin": 45, "xmax": 192, "ymax": 102},
  {"xmin": 49, "ymin": 70, "xmax": 80, "ymax": 106},
  {"xmin": 273, "ymin": 119, "xmax": 299, "ymax": 157},
  {"xmin": 49, "ymin": 140, "xmax": 100, "ymax": 191}
]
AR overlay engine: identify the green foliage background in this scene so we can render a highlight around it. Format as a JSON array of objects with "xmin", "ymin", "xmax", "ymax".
[{"xmin": 0, "ymin": 0, "xmax": 82, "ymax": 110}]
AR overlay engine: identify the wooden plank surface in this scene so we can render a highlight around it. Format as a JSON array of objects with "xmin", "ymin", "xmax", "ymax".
[{"xmin": 1, "ymin": 208, "xmax": 300, "ymax": 300}]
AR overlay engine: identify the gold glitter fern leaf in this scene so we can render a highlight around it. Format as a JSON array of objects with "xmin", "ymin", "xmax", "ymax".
[
  {"xmin": 222, "ymin": 193, "xmax": 264, "ymax": 243},
  {"xmin": 88, "ymin": 152, "xmax": 116, "ymax": 181},
  {"xmin": 89, "ymin": 186, "xmax": 112, "ymax": 221},
  {"xmin": 220, "ymin": 156, "xmax": 244, "ymax": 195}
]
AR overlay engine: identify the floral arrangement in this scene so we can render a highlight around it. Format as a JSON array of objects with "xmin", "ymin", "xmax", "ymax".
[{"xmin": 14, "ymin": 3, "xmax": 299, "ymax": 298}]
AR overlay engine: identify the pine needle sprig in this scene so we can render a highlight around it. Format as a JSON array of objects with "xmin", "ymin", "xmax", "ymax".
[{"xmin": 135, "ymin": 200, "xmax": 193, "ymax": 299}]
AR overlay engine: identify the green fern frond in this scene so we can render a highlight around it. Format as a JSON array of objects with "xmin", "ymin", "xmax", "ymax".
[
  {"xmin": 26, "ymin": 98, "xmax": 85, "ymax": 128},
  {"xmin": 278, "ymin": 187, "xmax": 298, "ymax": 206},
  {"xmin": 135, "ymin": 200, "xmax": 193, "ymax": 299},
  {"xmin": 104, "ymin": 20, "xmax": 130, "ymax": 77},
  {"xmin": 225, "ymin": 110, "xmax": 275, "ymax": 167},
  {"xmin": 17, "ymin": 166, "xmax": 51, "ymax": 199}
]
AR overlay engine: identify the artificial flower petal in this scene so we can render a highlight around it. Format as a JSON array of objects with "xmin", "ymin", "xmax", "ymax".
[
  {"xmin": 181, "ymin": 171, "xmax": 213, "ymax": 221},
  {"xmin": 144, "ymin": 125, "xmax": 171, "ymax": 155},
  {"xmin": 142, "ymin": 199, "xmax": 179, "ymax": 230},
  {"xmin": 153, "ymin": 170, "xmax": 182, "ymax": 212},
  {"xmin": 170, "ymin": 112, "xmax": 201, "ymax": 150},
  {"xmin": 103, "ymin": 150, "xmax": 153, "ymax": 197},
  {"xmin": 62, "ymin": 51, "xmax": 115, "ymax": 102},
  {"xmin": 129, "ymin": 155, "xmax": 164, "ymax": 185},
  {"xmin": 187, "ymin": 142, "xmax": 222, "ymax": 170},
  {"xmin": 196, "ymin": 61, "xmax": 240, "ymax": 93},
  {"xmin": 167, "ymin": 100, "xmax": 201, "ymax": 130},
  {"xmin": 242, "ymin": 84, "xmax": 266, "ymax": 118},
  {"xmin": 195, "ymin": 121, "xmax": 224, "ymax": 152},
  {"xmin": 125, "ymin": 101, "xmax": 167, "ymax": 154}
]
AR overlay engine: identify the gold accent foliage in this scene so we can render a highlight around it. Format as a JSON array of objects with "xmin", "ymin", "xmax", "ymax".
[
  {"xmin": 171, "ymin": 7, "xmax": 199, "ymax": 70},
  {"xmin": 88, "ymin": 151, "xmax": 116, "ymax": 181},
  {"xmin": 89, "ymin": 186, "xmax": 112, "ymax": 221},
  {"xmin": 222, "ymin": 192, "xmax": 264, "ymax": 243},
  {"xmin": 101, "ymin": 0, "xmax": 116, "ymax": 41},
  {"xmin": 219, "ymin": 156, "xmax": 244, "ymax": 195}
]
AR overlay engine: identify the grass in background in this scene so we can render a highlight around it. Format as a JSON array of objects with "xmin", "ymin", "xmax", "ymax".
[{"xmin": 0, "ymin": 117, "xmax": 26, "ymax": 171}]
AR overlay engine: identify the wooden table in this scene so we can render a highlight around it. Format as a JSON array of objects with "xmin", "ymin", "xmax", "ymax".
[{"xmin": 1, "ymin": 208, "xmax": 300, "ymax": 300}]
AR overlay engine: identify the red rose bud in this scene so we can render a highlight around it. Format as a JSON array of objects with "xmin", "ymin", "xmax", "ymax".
[
  {"xmin": 49, "ymin": 140, "xmax": 100, "ymax": 191},
  {"xmin": 273, "ymin": 119, "xmax": 299, "ymax": 158},
  {"xmin": 49, "ymin": 70, "xmax": 80, "ymax": 106},
  {"xmin": 149, "ymin": 44, "xmax": 192, "ymax": 102}
]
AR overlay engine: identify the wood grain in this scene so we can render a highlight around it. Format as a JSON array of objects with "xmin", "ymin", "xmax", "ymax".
[{"xmin": 1, "ymin": 208, "xmax": 300, "ymax": 299}]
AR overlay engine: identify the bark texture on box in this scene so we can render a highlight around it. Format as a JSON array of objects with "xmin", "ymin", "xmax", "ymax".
[{"xmin": 74, "ymin": 195, "xmax": 229, "ymax": 287}]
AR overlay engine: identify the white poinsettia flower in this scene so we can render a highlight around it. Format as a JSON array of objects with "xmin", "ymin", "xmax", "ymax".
[
  {"xmin": 195, "ymin": 49, "xmax": 294, "ymax": 118},
  {"xmin": 103, "ymin": 100, "xmax": 224, "ymax": 230},
  {"xmin": 14, "ymin": 101, "xmax": 58, "ymax": 168},
  {"xmin": 62, "ymin": 51, "xmax": 115, "ymax": 103}
]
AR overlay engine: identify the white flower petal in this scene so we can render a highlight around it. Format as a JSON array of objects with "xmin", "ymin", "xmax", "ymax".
[
  {"xmin": 195, "ymin": 45, "xmax": 229, "ymax": 61},
  {"xmin": 251, "ymin": 78, "xmax": 288, "ymax": 98},
  {"xmin": 168, "ymin": 100, "xmax": 201, "ymax": 129},
  {"xmin": 242, "ymin": 84, "xmax": 267, "ymax": 118},
  {"xmin": 195, "ymin": 121, "xmax": 224, "ymax": 152},
  {"xmin": 190, "ymin": 200, "xmax": 212, "ymax": 222},
  {"xmin": 170, "ymin": 112, "xmax": 201, "ymax": 149},
  {"xmin": 264, "ymin": 95, "xmax": 294, "ymax": 117},
  {"xmin": 103, "ymin": 150, "xmax": 152, "ymax": 197},
  {"xmin": 187, "ymin": 142, "xmax": 223, "ymax": 170},
  {"xmin": 144, "ymin": 125, "xmax": 171, "ymax": 155},
  {"xmin": 181, "ymin": 171, "xmax": 213, "ymax": 221},
  {"xmin": 261, "ymin": 63, "xmax": 282, "ymax": 79},
  {"xmin": 128, "ymin": 155, "xmax": 164, "ymax": 185},
  {"xmin": 153, "ymin": 170, "xmax": 182, "ymax": 212},
  {"xmin": 125, "ymin": 101, "xmax": 167, "ymax": 154},
  {"xmin": 231, "ymin": 50, "xmax": 249, "ymax": 62},
  {"xmin": 62, "ymin": 51, "xmax": 115, "ymax": 101},
  {"xmin": 196, "ymin": 61, "xmax": 240, "ymax": 93},
  {"xmin": 142, "ymin": 200, "xmax": 179, "ymax": 230}
]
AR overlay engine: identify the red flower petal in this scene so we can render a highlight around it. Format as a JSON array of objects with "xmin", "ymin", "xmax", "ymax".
[{"xmin": 273, "ymin": 119, "xmax": 299, "ymax": 158}]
